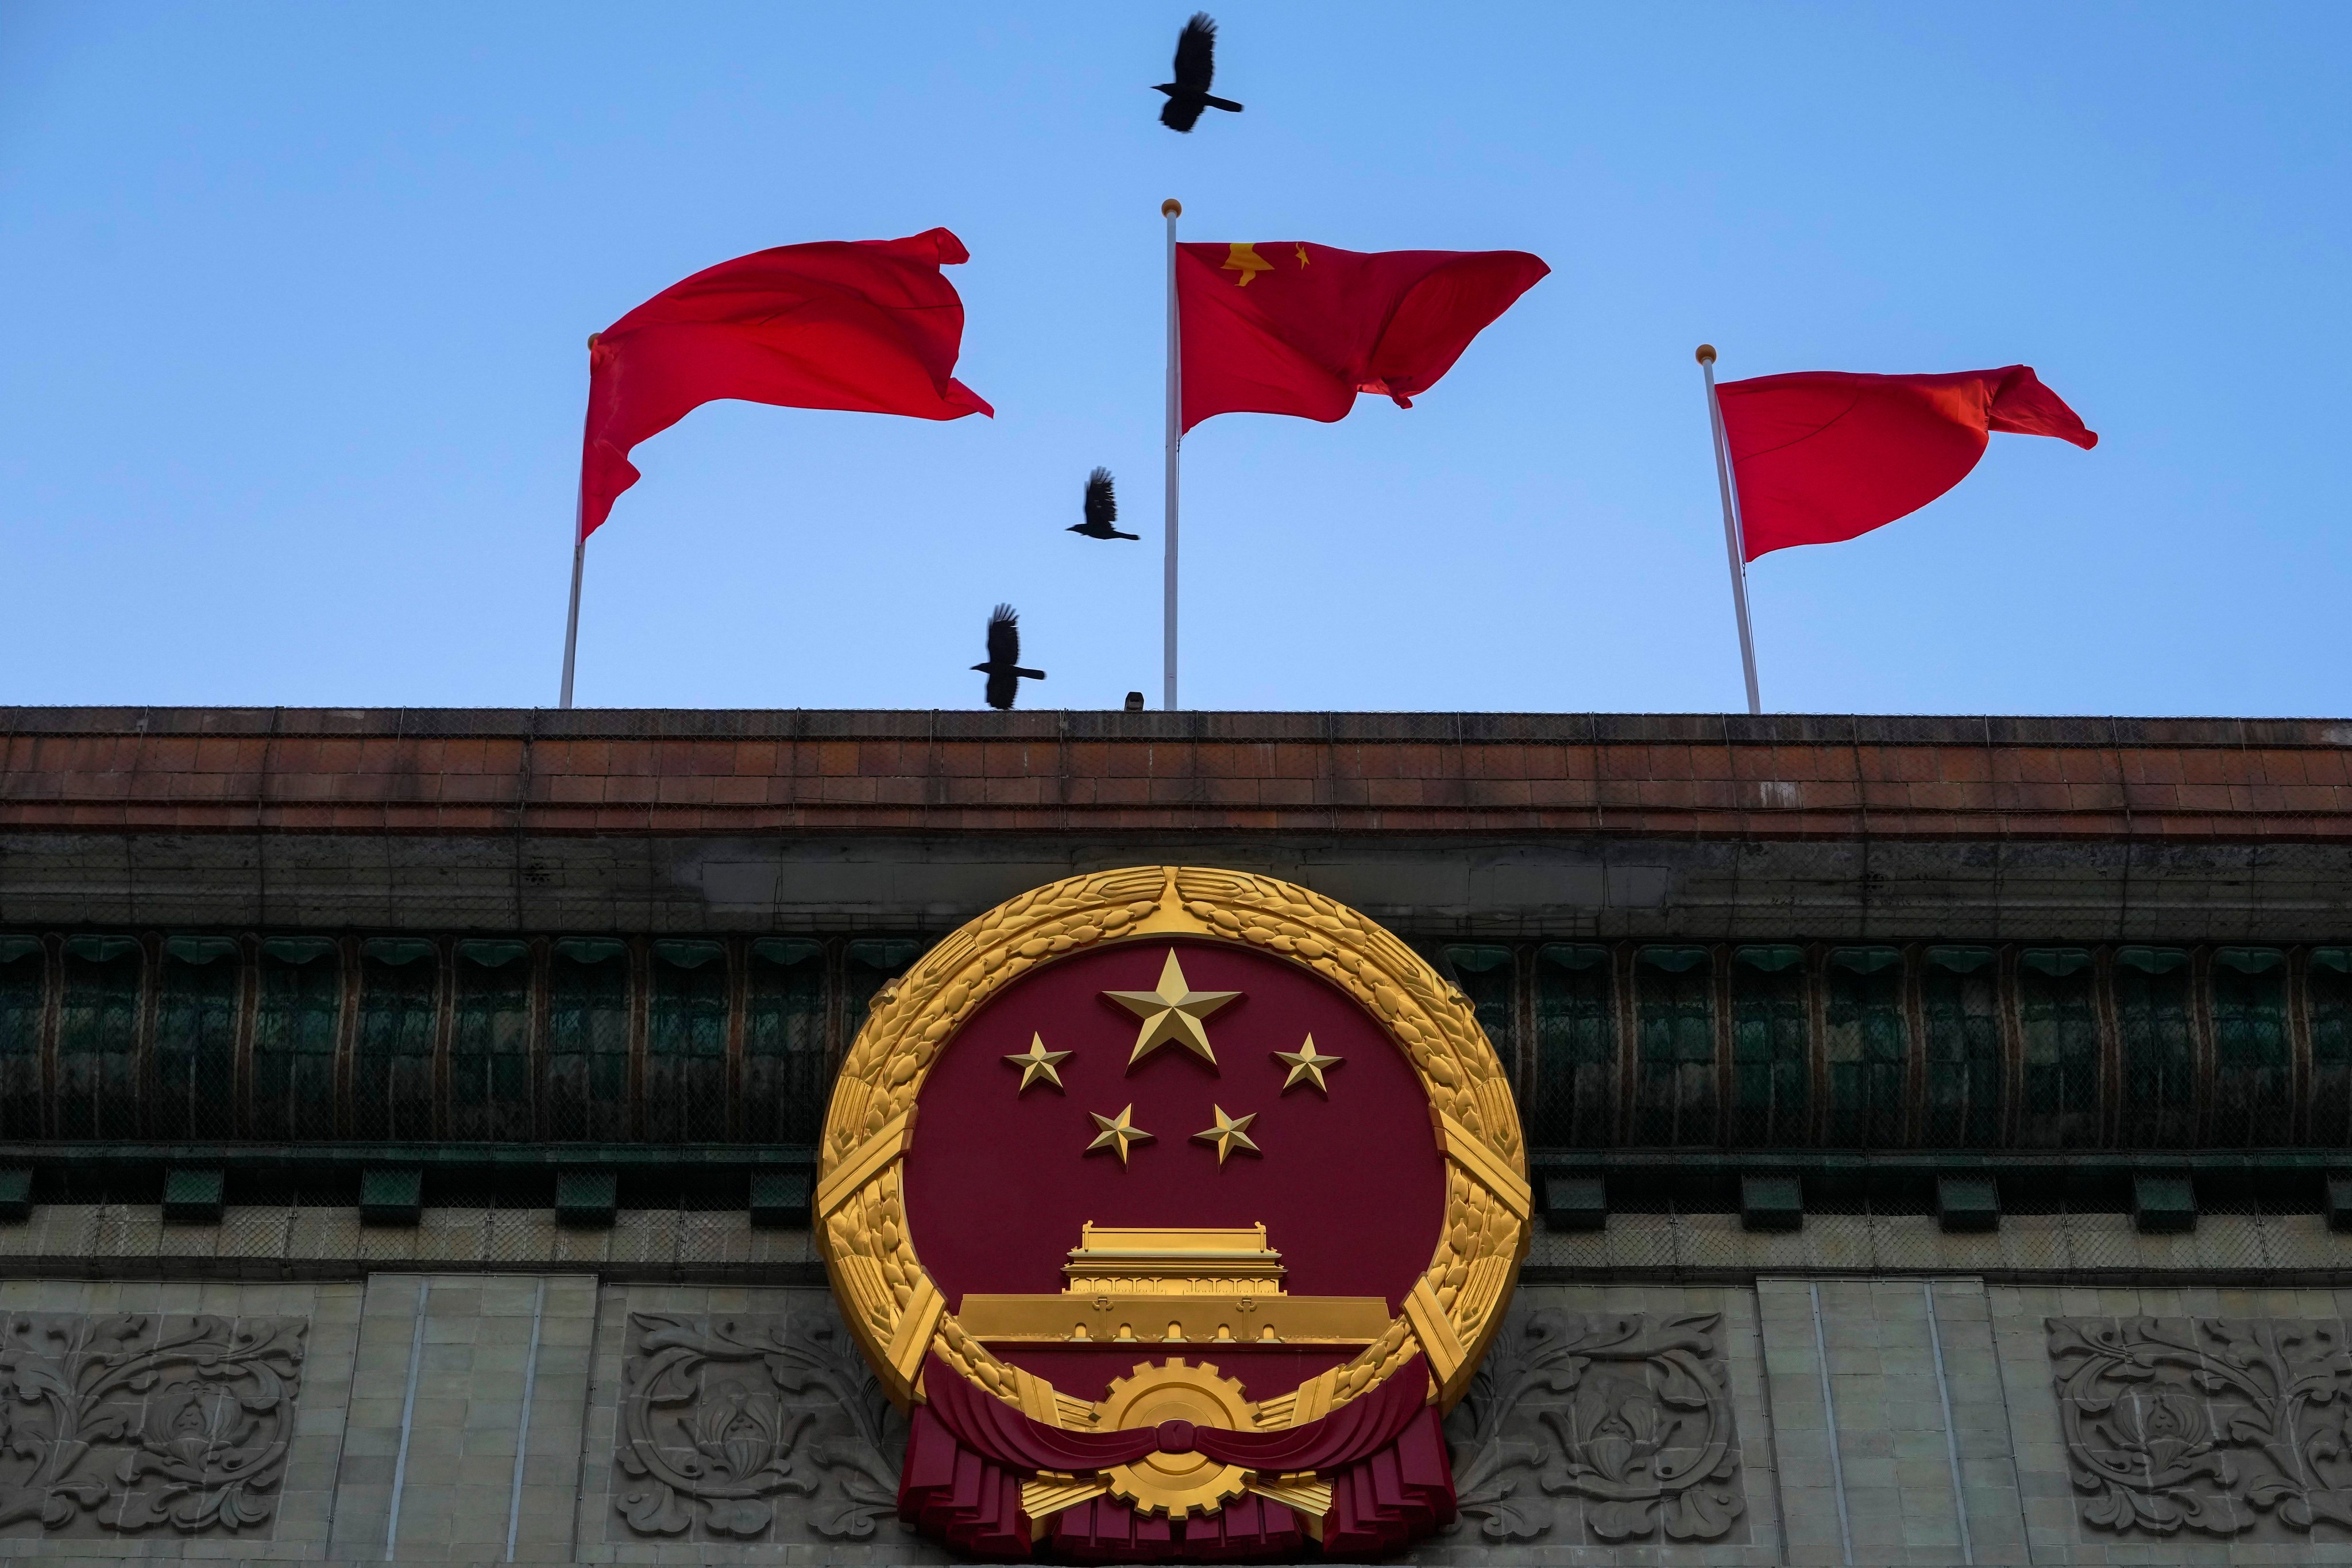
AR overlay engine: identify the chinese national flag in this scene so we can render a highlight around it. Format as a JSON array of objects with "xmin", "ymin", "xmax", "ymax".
[
  {"xmin": 1718, "ymin": 366, "xmax": 2096, "ymax": 561},
  {"xmin": 578, "ymin": 228, "xmax": 992, "ymax": 539},
  {"xmin": 1176, "ymin": 241, "xmax": 1548, "ymax": 433}
]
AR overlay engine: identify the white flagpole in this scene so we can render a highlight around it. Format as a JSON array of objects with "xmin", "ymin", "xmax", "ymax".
[
  {"xmin": 558, "ymin": 526, "xmax": 584, "ymax": 709},
  {"xmin": 559, "ymin": 334, "xmax": 597, "ymax": 710},
  {"xmin": 1162, "ymin": 198, "xmax": 1182, "ymax": 712},
  {"xmin": 1697, "ymin": 343, "xmax": 1762, "ymax": 716}
]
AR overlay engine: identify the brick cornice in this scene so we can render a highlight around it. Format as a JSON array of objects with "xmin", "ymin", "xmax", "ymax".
[{"xmin": 3, "ymin": 706, "xmax": 2348, "ymax": 841}]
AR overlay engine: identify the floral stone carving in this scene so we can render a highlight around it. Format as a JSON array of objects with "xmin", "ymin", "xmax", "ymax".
[
  {"xmin": 1442, "ymin": 1306, "xmax": 1747, "ymax": 1544},
  {"xmin": 0, "ymin": 1312, "xmax": 307, "ymax": 1537},
  {"xmin": 610, "ymin": 1307, "xmax": 912, "ymax": 1544},
  {"xmin": 2050, "ymin": 1315, "xmax": 2352, "ymax": 1539}
]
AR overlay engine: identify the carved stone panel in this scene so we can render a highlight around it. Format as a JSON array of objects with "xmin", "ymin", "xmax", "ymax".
[
  {"xmin": 2050, "ymin": 1315, "xmax": 2352, "ymax": 1542},
  {"xmin": 1442, "ymin": 1308, "xmax": 1749, "ymax": 1547},
  {"xmin": 606, "ymin": 1308, "xmax": 915, "ymax": 1547},
  {"xmin": 0, "ymin": 1312, "xmax": 307, "ymax": 1539}
]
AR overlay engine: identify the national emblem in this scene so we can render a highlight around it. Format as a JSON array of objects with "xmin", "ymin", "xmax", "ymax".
[{"xmin": 814, "ymin": 866, "xmax": 1531, "ymax": 1559}]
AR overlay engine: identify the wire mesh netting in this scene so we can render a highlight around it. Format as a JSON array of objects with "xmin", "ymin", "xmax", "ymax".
[
  {"xmin": 1532, "ymin": 945, "xmax": 1615, "ymax": 1148},
  {"xmin": 2, "ymin": 930, "xmax": 2352, "ymax": 1160}
]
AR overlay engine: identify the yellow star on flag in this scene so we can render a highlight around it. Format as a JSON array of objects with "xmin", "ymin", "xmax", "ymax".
[
  {"xmin": 1085, "ymin": 1104, "xmax": 1154, "ymax": 1165},
  {"xmin": 1272, "ymin": 1034, "xmax": 1343, "ymax": 1095},
  {"xmin": 1103, "ymin": 950, "xmax": 1241, "ymax": 1071},
  {"xmin": 1192, "ymin": 1104, "xmax": 1261, "ymax": 1165},
  {"xmin": 1004, "ymin": 1034, "xmax": 1072, "ymax": 1094}
]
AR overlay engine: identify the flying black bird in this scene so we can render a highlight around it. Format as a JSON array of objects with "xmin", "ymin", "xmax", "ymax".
[
  {"xmin": 1154, "ymin": 13, "xmax": 1243, "ymax": 132},
  {"xmin": 1069, "ymin": 468, "xmax": 1139, "ymax": 540},
  {"xmin": 972, "ymin": 604, "xmax": 1046, "ymax": 710}
]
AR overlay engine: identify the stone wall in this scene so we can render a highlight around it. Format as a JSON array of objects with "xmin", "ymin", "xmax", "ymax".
[
  {"xmin": 5, "ymin": 1269, "xmax": 2352, "ymax": 1565},
  {"xmin": 325, "ymin": 1275, "xmax": 595, "ymax": 1563}
]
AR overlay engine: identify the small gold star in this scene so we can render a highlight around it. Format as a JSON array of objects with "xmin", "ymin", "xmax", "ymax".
[
  {"xmin": 1085, "ymin": 1104, "xmax": 1154, "ymax": 1165},
  {"xmin": 1103, "ymin": 950, "xmax": 1241, "ymax": 1071},
  {"xmin": 1192, "ymin": 1105, "xmax": 1261, "ymax": 1165},
  {"xmin": 1004, "ymin": 1034, "xmax": 1072, "ymax": 1094},
  {"xmin": 1272, "ymin": 1034, "xmax": 1344, "ymax": 1095}
]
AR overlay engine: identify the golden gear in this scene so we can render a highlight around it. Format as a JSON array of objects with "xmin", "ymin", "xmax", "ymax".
[
  {"xmin": 1096, "ymin": 1358, "xmax": 1254, "ymax": 1516},
  {"xmin": 816, "ymin": 865, "xmax": 1531, "ymax": 1430}
]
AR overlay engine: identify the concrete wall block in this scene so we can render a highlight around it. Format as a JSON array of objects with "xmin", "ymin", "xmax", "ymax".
[
  {"xmin": 1753, "ymin": 1276, "xmax": 2048, "ymax": 1566},
  {"xmin": 309, "ymin": 1272, "xmax": 601, "ymax": 1564}
]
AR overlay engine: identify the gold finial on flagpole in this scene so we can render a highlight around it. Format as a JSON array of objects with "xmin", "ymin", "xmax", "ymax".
[
  {"xmin": 1162, "ymin": 198, "xmax": 1182, "ymax": 217},
  {"xmin": 1695, "ymin": 343, "xmax": 1717, "ymax": 365},
  {"xmin": 588, "ymin": 333, "xmax": 601, "ymax": 350}
]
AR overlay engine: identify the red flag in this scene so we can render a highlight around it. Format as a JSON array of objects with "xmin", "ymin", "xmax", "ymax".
[
  {"xmin": 1718, "ymin": 366, "xmax": 2096, "ymax": 561},
  {"xmin": 578, "ymin": 228, "xmax": 992, "ymax": 539},
  {"xmin": 1176, "ymin": 241, "xmax": 1547, "ymax": 432}
]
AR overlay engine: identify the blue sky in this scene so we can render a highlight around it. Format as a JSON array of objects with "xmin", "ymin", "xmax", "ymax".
[{"xmin": 2, "ymin": 3, "xmax": 2345, "ymax": 716}]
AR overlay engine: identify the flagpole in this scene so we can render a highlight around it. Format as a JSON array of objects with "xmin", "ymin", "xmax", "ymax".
[
  {"xmin": 560, "ymin": 333, "xmax": 598, "ymax": 711},
  {"xmin": 1697, "ymin": 344, "xmax": 1762, "ymax": 716},
  {"xmin": 1162, "ymin": 198, "xmax": 1182, "ymax": 712},
  {"xmin": 558, "ymin": 527, "xmax": 584, "ymax": 709}
]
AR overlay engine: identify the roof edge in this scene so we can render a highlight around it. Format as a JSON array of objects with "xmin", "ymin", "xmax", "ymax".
[{"xmin": 5, "ymin": 706, "xmax": 2350, "ymax": 748}]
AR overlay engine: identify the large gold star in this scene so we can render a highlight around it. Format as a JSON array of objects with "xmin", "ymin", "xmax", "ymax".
[
  {"xmin": 1103, "ymin": 950, "xmax": 1241, "ymax": 1071},
  {"xmin": 1085, "ymin": 1104, "xmax": 1154, "ymax": 1165},
  {"xmin": 1004, "ymin": 1034, "xmax": 1072, "ymax": 1094},
  {"xmin": 1272, "ymin": 1034, "xmax": 1344, "ymax": 1095},
  {"xmin": 1192, "ymin": 1104, "xmax": 1261, "ymax": 1165}
]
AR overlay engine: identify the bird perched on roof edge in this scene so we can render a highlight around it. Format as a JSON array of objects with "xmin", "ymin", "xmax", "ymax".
[
  {"xmin": 1069, "ymin": 468, "xmax": 1140, "ymax": 540},
  {"xmin": 1154, "ymin": 13, "xmax": 1243, "ymax": 132},
  {"xmin": 973, "ymin": 604, "xmax": 1046, "ymax": 710}
]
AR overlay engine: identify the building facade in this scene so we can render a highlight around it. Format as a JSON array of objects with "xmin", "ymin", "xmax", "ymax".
[{"xmin": 2, "ymin": 706, "xmax": 2351, "ymax": 1565}]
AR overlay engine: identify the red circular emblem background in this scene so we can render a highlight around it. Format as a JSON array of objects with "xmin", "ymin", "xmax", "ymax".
[{"xmin": 902, "ymin": 937, "xmax": 1448, "ymax": 1404}]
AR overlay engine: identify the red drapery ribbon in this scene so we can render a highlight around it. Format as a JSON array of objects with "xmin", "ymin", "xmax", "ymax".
[{"xmin": 898, "ymin": 1354, "xmax": 1456, "ymax": 1559}]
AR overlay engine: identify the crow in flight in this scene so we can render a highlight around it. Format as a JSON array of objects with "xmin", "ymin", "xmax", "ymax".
[
  {"xmin": 1069, "ymin": 468, "xmax": 1139, "ymax": 540},
  {"xmin": 973, "ymin": 604, "xmax": 1046, "ymax": 710},
  {"xmin": 1154, "ymin": 14, "xmax": 1243, "ymax": 132}
]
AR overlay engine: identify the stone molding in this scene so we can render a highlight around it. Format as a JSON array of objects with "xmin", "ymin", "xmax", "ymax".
[
  {"xmin": 0, "ymin": 1312, "xmax": 306, "ymax": 1539},
  {"xmin": 1444, "ymin": 1307, "xmax": 1748, "ymax": 1546},
  {"xmin": 2050, "ymin": 1314, "xmax": 2352, "ymax": 1541},
  {"xmin": 607, "ymin": 1310, "xmax": 905, "ymax": 1547},
  {"xmin": 10, "ymin": 1207, "xmax": 2352, "ymax": 1289}
]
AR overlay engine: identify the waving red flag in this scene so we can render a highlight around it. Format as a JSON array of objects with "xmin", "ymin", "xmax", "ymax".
[
  {"xmin": 1718, "ymin": 366, "xmax": 2096, "ymax": 561},
  {"xmin": 1176, "ymin": 241, "xmax": 1547, "ymax": 432},
  {"xmin": 578, "ymin": 228, "xmax": 992, "ymax": 539}
]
